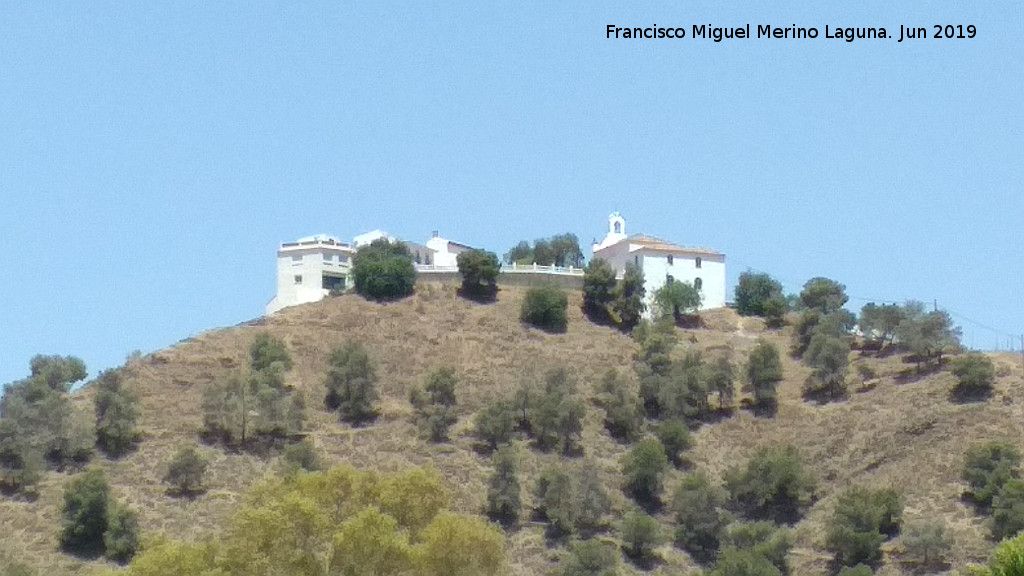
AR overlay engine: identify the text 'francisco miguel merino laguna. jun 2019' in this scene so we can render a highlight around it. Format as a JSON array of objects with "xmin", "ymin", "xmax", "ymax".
[{"xmin": 606, "ymin": 23, "xmax": 978, "ymax": 43}]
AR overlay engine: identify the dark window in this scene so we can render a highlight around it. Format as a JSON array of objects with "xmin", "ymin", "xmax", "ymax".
[
  {"xmin": 695, "ymin": 257, "xmax": 702, "ymax": 269},
  {"xmin": 666, "ymin": 274, "xmax": 674, "ymax": 285},
  {"xmin": 614, "ymin": 221, "xmax": 622, "ymax": 234},
  {"xmin": 322, "ymin": 274, "xmax": 345, "ymax": 290},
  {"xmin": 667, "ymin": 254, "xmax": 674, "ymax": 265},
  {"xmin": 634, "ymin": 255, "xmax": 639, "ymax": 266},
  {"xmin": 294, "ymin": 275, "xmax": 303, "ymax": 284},
  {"xmin": 695, "ymin": 277, "xmax": 702, "ymax": 290}
]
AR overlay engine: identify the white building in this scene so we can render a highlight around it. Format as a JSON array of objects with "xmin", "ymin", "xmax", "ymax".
[
  {"xmin": 266, "ymin": 229, "xmax": 475, "ymax": 314},
  {"xmin": 265, "ymin": 235, "xmax": 356, "ymax": 315},
  {"xmin": 591, "ymin": 213, "xmax": 726, "ymax": 316}
]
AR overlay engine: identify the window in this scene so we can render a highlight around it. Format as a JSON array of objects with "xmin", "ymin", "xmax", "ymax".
[
  {"xmin": 322, "ymin": 274, "xmax": 345, "ymax": 291},
  {"xmin": 695, "ymin": 257, "xmax": 702, "ymax": 269},
  {"xmin": 294, "ymin": 275, "xmax": 303, "ymax": 285},
  {"xmin": 292, "ymin": 255, "xmax": 302, "ymax": 264},
  {"xmin": 694, "ymin": 277, "xmax": 702, "ymax": 290},
  {"xmin": 666, "ymin": 274, "xmax": 674, "ymax": 285},
  {"xmin": 667, "ymin": 254, "xmax": 674, "ymax": 265},
  {"xmin": 634, "ymin": 255, "xmax": 639, "ymax": 266},
  {"xmin": 614, "ymin": 221, "xmax": 622, "ymax": 234}
]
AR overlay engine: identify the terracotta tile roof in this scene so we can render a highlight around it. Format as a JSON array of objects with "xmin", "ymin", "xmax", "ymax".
[{"xmin": 626, "ymin": 234, "xmax": 723, "ymax": 256}]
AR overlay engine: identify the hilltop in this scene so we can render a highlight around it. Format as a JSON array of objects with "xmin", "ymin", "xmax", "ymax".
[{"xmin": 2, "ymin": 282, "xmax": 1023, "ymax": 575}]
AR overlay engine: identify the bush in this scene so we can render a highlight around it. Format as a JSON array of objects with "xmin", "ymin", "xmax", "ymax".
[
  {"xmin": 653, "ymin": 280, "xmax": 701, "ymax": 320},
  {"xmin": 612, "ymin": 263, "xmax": 646, "ymax": 331},
  {"xmin": 656, "ymin": 420, "xmax": 693, "ymax": 468},
  {"xmin": 602, "ymin": 384, "xmax": 643, "ymax": 443},
  {"xmin": 577, "ymin": 460, "xmax": 612, "ymax": 535},
  {"xmin": 708, "ymin": 547, "xmax": 783, "ymax": 576},
  {"xmin": 721, "ymin": 522, "xmax": 792, "ymax": 575},
  {"xmin": 521, "ymin": 285, "xmax": 569, "ymax": 333},
  {"xmin": 535, "ymin": 468, "xmax": 578, "ymax": 536},
  {"xmin": 836, "ymin": 565, "xmax": 873, "ymax": 576},
  {"xmin": 735, "ymin": 272, "xmax": 785, "ymax": 317},
  {"xmin": 967, "ymin": 531, "xmax": 1024, "ymax": 575},
  {"xmin": 93, "ymin": 369, "xmax": 141, "ymax": 458},
  {"xmin": 707, "ymin": 355, "xmax": 736, "ymax": 409},
  {"xmin": 352, "ymin": 238, "xmax": 416, "ymax": 301},
  {"xmin": 963, "ymin": 441, "xmax": 1021, "ymax": 508},
  {"xmin": 164, "ymin": 445, "xmax": 209, "ymax": 496},
  {"xmin": 411, "ymin": 367, "xmax": 458, "ymax": 442},
  {"xmin": 582, "ymin": 258, "xmax": 617, "ymax": 322},
  {"xmin": 281, "ymin": 439, "xmax": 322, "ymax": 472},
  {"xmin": 456, "ymin": 249, "xmax": 500, "ymax": 300},
  {"xmin": 623, "ymin": 437, "xmax": 669, "ymax": 508},
  {"xmin": 527, "ymin": 368, "xmax": 585, "ymax": 454},
  {"xmin": 671, "ymin": 471, "xmax": 730, "ymax": 565},
  {"xmin": 473, "ymin": 400, "xmax": 517, "ymax": 451},
  {"xmin": 993, "ymin": 479, "xmax": 1024, "ymax": 541},
  {"xmin": 725, "ymin": 445, "xmax": 816, "ymax": 525},
  {"xmin": 621, "ymin": 511, "xmax": 661, "ymax": 567},
  {"xmin": 900, "ymin": 520, "xmax": 950, "ymax": 571},
  {"xmin": 324, "ymin": 341, "xmax": 379, "ymax": 425},
  {"xmin": 60, "ymin": 468, "xmax": 112, "ymax": 558},
  {"xmin": 560, "ymin": 539, "xmax": 619, "ymax": 576},
  {"xmin": 802, "ymin": 333, "xmax": 851, "ymax": 401},
  {"xmin": 486, "ymin": 446, "xmax": 521, "ymax": 526},
  {"xmin": 952, "ymin": 353, "xmax": 997, "ymax": 401},
  {"xmin": 746, "ymin": 340, "xmax": 783, "ymax": 413},
  {"xmin": 104, "ymin": 505, "xmax": 140, "ymax": 563},
  {"xmin": 249, "ymin": 333, "xmax": 292, "ymax": 372},
  {"xmin": 825, "ymin": 486, "xmax": 903, "ymax": 569}
]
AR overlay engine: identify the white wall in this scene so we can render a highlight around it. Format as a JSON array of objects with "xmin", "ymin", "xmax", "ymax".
[
  {"xmin": 640, "ymin": 252, "xmax": 726, "ymax": 315},
  {"xmin": 266, "ymin": 246, "xmax": 353, "ymax": 315}
]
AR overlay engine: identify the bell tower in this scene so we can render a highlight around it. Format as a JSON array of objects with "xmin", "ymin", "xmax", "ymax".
[{"xmin": 593, "ymin": 212, "xmax": 627, "ymax": 252}]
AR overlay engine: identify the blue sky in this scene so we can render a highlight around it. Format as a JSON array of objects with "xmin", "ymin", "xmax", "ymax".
[{"xmin": 1, "ymin": 1, "xmax": 1021, "ymax": 386}]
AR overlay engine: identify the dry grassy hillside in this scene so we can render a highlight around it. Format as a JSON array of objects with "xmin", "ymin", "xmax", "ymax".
[{"xmin": 2, "ymin": 282, "xmax": 1023, "ymax": 575}]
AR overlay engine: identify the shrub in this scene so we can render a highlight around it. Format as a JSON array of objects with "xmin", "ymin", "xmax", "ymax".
[
  {"xmin": 281, "ymin": 439, "xmax": 322, "ymax": 472},
  {"xmin": 249, "ymin": 333, "xmax": 292, "ymax": 372},
  {"xmin": 602, "ymin": 385, "xmax": 643, "ymax": 443},
  {"xmin": 993, "ymin": 479, "xmax": 1024, "ymax": 541},
  {"xmin": 201, "ymin": 366, "xmax": 305, "ymax": 445},
  {"xmin": 721, "ymin": 521, "xmax": 792, "ymax": 575},
  {"xmin": 901, "ymin": 520, "xmax": 950, "ymax": 571},
  {"xmin": 623, "ymin": 437, "xmax": 669, "ymax": 508},
  {"xmin": 671, "ymin": 471, "xmax": 730, "ymax": 565},
  {"xmin": 725, "ymin": 445, "xmax": 816, "ymax": 525},
  {"xmin": 802, "ymin": 333, "xmax": 851, "ymax": 401},
  {"xmin": 473, "ymin": 400, "xmax": 517, "ymax": 451},
  {"xmin": 163, "ymin": 445, "xmax": 209, "ymax": 496},
  {"xmin": 952, "ymin": 353, "xmax": 997, "ymax": 401},
  {"xmin": 836, "ymin": 565, "xmax": 874, "ymax": 576},
  {"xmin": 799, "ymin": 277, "xmax": 849, "ymax": 313},
  {"xmin": 351, "ymin": 238, "xmax": 416, "ymax": 301},
  {"xmin": 411, "ymin": 367, "xmax": 458, "ymax": 442},
  {"xmin": 825, "ymin": 486, "xmax": 903, "ymax": 569},
  {"xmin": 746, "ymin": 340, "xmax": 783, "ymax": 412},
  {"xmin": 60, "ymin": 468, "xmax": 111, "ymax": 557},
  {"xmin": 656, "ymin": 420, "xmax": 693, "ymax": 468},
  {"xmin": 657, "ymin": 351, "xmax": 711, "ymax": 424},
  {"xmin": 963, "ymin": 441, "xmax": 1021, "ymax": 508},
  {"xmin": 535, "ymin": 468, "xmax": 578, "ymax": 535},
  {"xmin": 93, "ymin": 369, "xmax": 141, "ymax": 458},
  {"xmin": 560, "ymin": 539, "xmax": 619, "ymax": 576},
  {"xmin": 612, "ymin": 263, "xmax": 646, "ymax": 331},
  {"xmin": 966, "ymin": 531, "xmax": 1024, "ymax": 575},
  {"xmin": 653, "ymin": 280, "xmax": 701, "ymax": 320},
  {"xmin": 582, "ymin": 258, "xmax": 617, "ymax": 322},
  {"xmin": 324, "ymin": 341, "xmax": 379, "ymax": 425},
  {"xmin": 735, "ymin": 272, "xmax": 785, "ymax": 318},
  {"xmin": 456, "ymin": 249, "xmax": 500, "ymax": 300},
  {"xmin": 103, "ymin": 505, "xmax": 140, "ymax": 563},
  {"xmin": 424, "ymin": 367, "xmax": 457, "ymax": 407},
  {"xmin": 708, "ymin": 547, "xmax": 783, "ymax": 576},
  {"xmin": 521, "ymin": 285, "xmax": 569, "ymax": 333},
  {"xmin": 486, "ymin": 446, "xmax": 521, "ymax": 526},
  {"xmin": 621, "ymin": 511, "xmax": 661, "ymax": 567},
  {"xmin": 527, "ymin": 368, "xmax": 585, "ymax": 454},
  {"xmin": 707, "ymin": 355, "xmax": 736, "ymax": 409},
  {"xmin": 577, "ymin": 460, "xmax": 611, "ymax": 535}
]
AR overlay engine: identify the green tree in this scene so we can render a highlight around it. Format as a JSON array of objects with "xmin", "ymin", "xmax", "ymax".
[
  {"xmin": 486, "ymin": 446, "xmax": 521, "ymax": 526},
  {"xmin": 330, "ymin": 507, "xmax": 413, "ymax": 576},
  {"xmin": 802, "ymin": 333, "xmax": 850, "ymax": 401},
  {"xmin": 249, "ymin": 333, "xmax": 293, "ymax": 372},
  {"xmin": 896, "ymin": 301, "xmax": 962, "ymax": 368},
  {"xmin": 658, "ymin": 351, "xmax": 711, "ymax": 423},
  {"xmin": 622, "ymin": 437, "xmax": 669, "ymax": 508},
  {"xmin": 653, "ymin": 280, "xmax": 701, "ymax": 320},
  {"xmin": 163, "ymin": 445, "xmax": 209, "ymax": 496},
  {"xmin": 282, "ymin": 439, "xmax": 322, "ymax": 472},
  {"xmin": 799, "ymin": 277, "xmax": 848, "ymax": 313},
  {"xmin": 577, "ymin": 460, "xmax": 612, "ymax": 535},
  {"xmin": 602, "ymin": 384, "xmax": 644, "ymax": 443},
  {"xmin": 725, "ymin": 445, "xmax": 816, "ymax": 525},
  {"xmin": 721, "ymin": 522, "xmax": 792, "ymax": 575},
  {"xmin": 504, "ymin": 240, "xmax": 533, "ymax": 264},
  {"xmin": 94, "ymin": 369, "xmax": 140, "ymax": 458},
  {"xmin": 535, "ymin": 467, "xmax": 578, "ymax": 536},
  {"xmin": 963, "ymin": 442, "xmax": 1021, "ymax": 508},
  {"xmin": 560, "ymin": 539, "xmax": 619, "ymax": 576},
  {"xmin": 746, "ymin": 340, "xmax": 784, "ymax": 413},
  {"xmin": 836, "ymin": 565, "xmax": 874, "ymax": 576},
  {"xmin": 656, "ymin": 420, "xmax": 693, "ymax": 468},
  {"xmin": 707, "ymin": 548, "xmax": 783, "ymax": 576},
  {"xmin": 324, "ymin": 341, "xmax": 379, "ymax": 425},
  {"xmin": 527, "ymin": 368, "xmax": 585, "ymax": 454},
  {"xmin": 202, "ymin": 366, "xmax": 305, "ymax": 445},
  {"xmin": 104, "ymin": 504, "xmax": 140, "ymax": 563},
  {"xmin": 351, "ymin": 238, "xmax": 416, "ymax": 301},
  {"xmin": 824, "ymin": 486, "xmax": 903, "ymax": 569},
  {"xmin": 671, "ymin": 471, "xmax": 730, "ymax": 565},
  {"xmin": 621, "ymin": 511, "xmax": 661, "ymax": 568},
  {"xmin": 60, "ymin": 468, "xmax": 112, "ymax": 557},
  {"xmin": 29, "ymin": 355, "xmax": 88, "ymax": 392},
  {"xmin": 456, "ymin": 249, "xmax": 500, "ymax": 301},
  {"xmin": 521, "ymin": 285, "xmax": 569, "ymax": 333},
  {"xmin": 413, "ymin": 512, "xmax": 506, "ymax": 576},
  {"xmin": 410, "ymin": 367, "xmax": 458, "ymax": 442},
  {"xmin": 473, "ymin": 400, "xmax": 517, "ymax": 451},
  {"xmin": 612, "ymin": 263, "xmax": 646, "ymax": 331},
  {"xmin": 965, "ymin": 531, "xmax": 1024, "ymax": 576},
  {"xmin": 901, "ymin": 520, "xmax": 951, "ymax": 572},
  {"xmin": 952, "ymin": 353, "xmax": 997, "ymax": 401},
  {"xmin": 858, "ymin": 303, "xmax": 906, "ymax": 349},
  {"xmin": 993, "ymin": 479, "xmax": 1024, "ymax": 541},
  {"xmin": 707, "ymin": 354, "xmax": 736, "ymax": 409},
  {"xmin": 583, "ymin": 258, "xmax": 618, "ymax": 322},
  {"xmin": 735, "ymin": 272, "xmax": 785, "ymax": 318}
]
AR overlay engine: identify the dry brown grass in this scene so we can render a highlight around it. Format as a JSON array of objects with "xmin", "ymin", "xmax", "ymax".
[{"xmin": 2, "ymin": 282, "xmax": 1022, "ymax": 575}]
